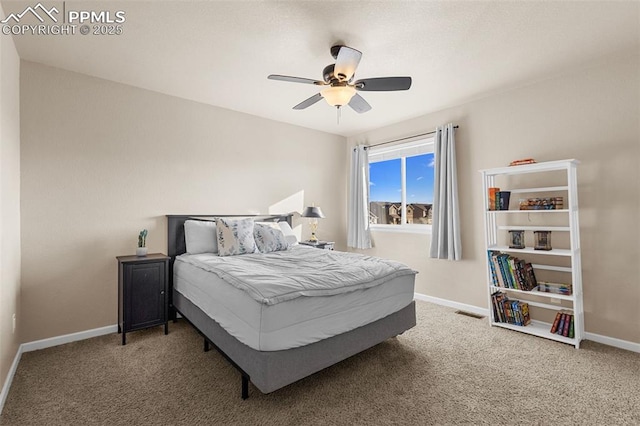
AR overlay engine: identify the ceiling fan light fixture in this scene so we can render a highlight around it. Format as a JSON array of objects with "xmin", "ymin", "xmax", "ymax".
[{"xmin": 321, "ymin": 85, "xmax": 356, "ymax": 107}]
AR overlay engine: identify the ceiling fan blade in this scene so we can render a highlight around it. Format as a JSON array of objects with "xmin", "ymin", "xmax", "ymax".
[
  {"xmin": 355, "ymin": 77, "xmax": 412, "ymax": 91},
  {"xmin": 293, "ymin": 93, "xmax": 323, "ymax": 110},
  {"xmin": 334, "ymin": 46, "xmax": 362, "ymax": 82},
  {"xmin": 348, "ymin": 93, "xmax": 372, "ymax": 114},
  {"xmin": 268, "ymin": 75, "xmax": 325, "ymax": 85}
]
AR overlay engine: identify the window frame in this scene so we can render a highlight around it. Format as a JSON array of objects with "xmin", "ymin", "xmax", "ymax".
[{"xmin": 368, "ymin": 137, "xmax": 435, "ymax": 235}]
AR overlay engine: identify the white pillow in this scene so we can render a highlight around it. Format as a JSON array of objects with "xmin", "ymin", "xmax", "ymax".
[
  {"xmin": 215, "ymin": 217, "xmax": 257, "ymax": 256},
  {"xmin": 184, "ymin": 220, "xmax": 218, "ymax": 254},
  {"xmin": 278, "ymin": 221, "xmax": 298, "ymax": 246},
  {"xmin": 254, "ymin": 223, "xmax": 289, "ymax": 253}
]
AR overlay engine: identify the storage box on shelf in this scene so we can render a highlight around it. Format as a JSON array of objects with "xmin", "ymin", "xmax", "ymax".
[{"xmin": 480, "ymin": 159, "xmax": 583, "ymax": 348}]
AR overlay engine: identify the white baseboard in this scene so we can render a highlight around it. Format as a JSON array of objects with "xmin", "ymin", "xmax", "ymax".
[
  {"xmin": 414, "ymin": 292, "xmax": 490, "ymax": 317},
  {"xmin": 415, "ymin": 292, "xmax": 640, "ymax": 353},
  {"xmin": 0, "ymin": 345, "xmax": 23, "ymax": 415},
  {"xmin": 1, "ymin": 324, "xmax": 118, "ymax": 415},
  {"xmin": 21, "ymin": 324, "xmax": 118, "ymax": 353},
  {"xmin": 585, "ymin": 332, "xmax": 640, "ymax": 353}
]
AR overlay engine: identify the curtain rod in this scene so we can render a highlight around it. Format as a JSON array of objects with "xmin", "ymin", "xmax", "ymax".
[{"xmin": 360, "ymin": 125, "xmax": 459, "ymax": 150}]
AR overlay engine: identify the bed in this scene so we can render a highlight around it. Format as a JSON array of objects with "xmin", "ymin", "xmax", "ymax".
[{"xmin": 167, "ymin": 214, "xmax": 417, "ymax": 399}]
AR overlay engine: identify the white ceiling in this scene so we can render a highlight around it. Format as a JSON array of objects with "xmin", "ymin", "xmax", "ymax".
[{"xmin": 3, "ymin": 1, "xmax": 639, "ymax": 136}]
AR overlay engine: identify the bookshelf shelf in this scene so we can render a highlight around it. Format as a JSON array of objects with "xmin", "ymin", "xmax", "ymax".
[
  {"xmin": 498, "ymin": 226, "xmax": 570, "ymax": 232},
  {"xmin": 507, "ymin": 186, "xmax": 569, "ymax": 194},
  {"xmin": 488, "ymin": 245, "xmax": 573, "ymax": 256},
  {"xmin": 492, "ymin": 320, "xmax": 576, "ymax": 345},
  {"xmin": 489, "ymin": 285, "xmax": 574, "ymax": 302},
  {"xmin": 481, "ymin": 159, "xmax": 583, "ymax": 348},
  {"xmin": 487, "ymin": 209, "xmax": 570, "ymax": 214}
]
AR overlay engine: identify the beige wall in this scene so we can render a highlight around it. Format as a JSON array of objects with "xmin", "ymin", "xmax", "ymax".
[
  {"xmin": 348, "ymin": 51, "xmax": 639, "ymax": 344},
  {"xmin": 0, "ymin": 5, "xmax": 21, "ymax": 396},
  {"xmin": 20, "ymin": 61, "xmax": 347, "ymax": 342}
]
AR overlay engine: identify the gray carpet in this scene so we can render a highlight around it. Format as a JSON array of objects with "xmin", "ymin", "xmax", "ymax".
[{"xmin": 1, "ymin": 301, "xmax": 638, "ymax": 425}]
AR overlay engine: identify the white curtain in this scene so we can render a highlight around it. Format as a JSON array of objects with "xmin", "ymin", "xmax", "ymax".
[
  {"xmin": 348, "ymin": 145, "xmax": 372, "ymax": 249},
  {"xmin": 429, "ymin": 123, "xmax": 462, "ymax": 260}
]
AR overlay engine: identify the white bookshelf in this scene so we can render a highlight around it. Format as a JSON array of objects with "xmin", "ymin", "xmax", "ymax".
[{"xmin": 480, "ymin": 159, "xmax": 583, "ymax": 348}]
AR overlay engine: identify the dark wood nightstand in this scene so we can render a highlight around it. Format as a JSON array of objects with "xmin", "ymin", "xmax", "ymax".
[
  {"xmin": 300, "ymin": 241, "xmax": 335, "ymax": 250},
  {"xmin": 117, "ymin": 253, "xmax": 169, "ymax": 345}
]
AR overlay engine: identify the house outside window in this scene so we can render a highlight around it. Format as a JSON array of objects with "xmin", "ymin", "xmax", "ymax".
[{"xmin": 368, "ymin": 138, "xmax": 434, "ymax": 233}]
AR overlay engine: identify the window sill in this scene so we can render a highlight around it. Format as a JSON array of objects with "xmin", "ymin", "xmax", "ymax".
[{"xmin": 369, "ymin": 225, "xmax": 432, "ymax": 235}]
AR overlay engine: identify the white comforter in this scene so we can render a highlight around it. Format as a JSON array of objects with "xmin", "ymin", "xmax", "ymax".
[{"xmin": 176, "ymin": 246, "xmax": 416, "ymax": 305}]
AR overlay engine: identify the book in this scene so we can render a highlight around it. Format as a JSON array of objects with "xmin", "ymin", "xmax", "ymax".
[
  {"xmin": 491, "ymin": 253, "xmax": 505, "ymax": 287},
  {"xmin": 488, "ymin": 187, "xmax": 500, "ymax": 211},
  {"xmin": 509, "ymin": 158, "xmax": 536, "ymax": 166},
  {"xmin": 569, "ymin": 315, "xmax": 575, "ymax": 339},
  {"xmin": 491, "ymin": 291, "xmax": 507, "ymax": 323},
  {"xmin": 498, "ymin": 191, "xmax": 511, "ymax": 210},
  {"xmin": 557, "ymin": 313, "xmax": 566, "ymax": 335},
  {"xmin": 498, "ymin": 254, "xmax": 514, "ymax": 288},
  {"xmin": 563, "ymin": 314, "xmax": 572, "ymax": 337},
  {"xmin": 523, "ymin": 263, "xmax": 538, "ymax": 291},
  {"xmin": 520, "ymin": 302, "xmax": 531, "ymax": 326},
  {"xmin": 487, "ymin": 251, "xmax": 499, "ymax": 286},
  {"xmin": 550, "ymin": 312, "xmax": 562, "ymax": 333},
  {"xmin": 537, "ymin": 281, "xmax": 572, "ymax": 295}
]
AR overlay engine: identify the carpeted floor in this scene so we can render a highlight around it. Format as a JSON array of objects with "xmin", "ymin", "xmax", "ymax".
[{"xmin": 1, "ymin": 301, "xmax": 638, "ymax": 425}]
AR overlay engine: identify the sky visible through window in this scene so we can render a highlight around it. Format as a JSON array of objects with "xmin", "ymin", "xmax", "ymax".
[{"xmin": 369, "ymin": 153, "xmax": 435, "ymax": 204}]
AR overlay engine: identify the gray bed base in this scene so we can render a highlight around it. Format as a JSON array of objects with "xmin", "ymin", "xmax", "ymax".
[
  {"xmin": 174, "ymin": 291, "xmax": 416, "ymax": 395},
  {"xmin": 166, "ymin": 214, "xmax": 417, "ymax": 399}
]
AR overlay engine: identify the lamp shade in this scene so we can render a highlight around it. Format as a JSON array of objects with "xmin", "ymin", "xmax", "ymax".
[
  {"xmin": 321, "ymin": 86, "xmax": 356, "ymax": 107},
  {"xmin": 301, "ymin": 206, "xmax": 325, "ymax": 218}
]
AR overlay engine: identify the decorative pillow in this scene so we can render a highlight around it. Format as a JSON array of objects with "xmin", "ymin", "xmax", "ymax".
[
  {"xmin": 215, "ymin": 217, "xmax": 257, "ymax": 256},
  {"xmin": 184, "ymin": 220, "xmax": 218, "ymax": 254},
  {"xmin": 277, "ymin": 221, "xmax": 298, "ymax": 246},
  {"xmin": 254, "ymin": 223, "xmax": 290, "ymax": 253}
]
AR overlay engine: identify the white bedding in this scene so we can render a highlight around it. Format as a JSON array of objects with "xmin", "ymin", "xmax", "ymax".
[
  {"xmin": 176, "ymin": 245, "xmax": 416, "ymax": 305},
  {"xmin": 174, "ymin": 249, "xmax": 416, "ymax": 351}
]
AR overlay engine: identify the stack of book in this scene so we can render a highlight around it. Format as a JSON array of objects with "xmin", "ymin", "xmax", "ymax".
[
  {"xmin": 550, "ymin": 311, "xmax": 575, "ymax": 338},
  {"xmin": 487, "ymin": 251, "xmax": 538, "ymax": 291},
  {"xmin": 488, "ymin": 187, "xmax": 500, "ymax": 211},
  {"xmin": 490, "ymin": 292, "xmax": 531, "ymax": 326},
  {"xmin": 537, "ymin": 281, "xmax": 572, "ymax": 295},
  {"xmin": 487, "ymin": 188, "xmax": 510, "ymax": 210}
]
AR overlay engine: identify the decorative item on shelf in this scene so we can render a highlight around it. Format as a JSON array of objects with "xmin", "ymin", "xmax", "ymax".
[
  {"xmin": 509, "ymin": 158, "xmax": 536, "ymax": 166},
  {"xmin": 533, "ymin": 230, "xmax": 552, "ymax": 250},
  {"xmin": 498, "ymin": 191, "xmax": 511, "ymax": 210},
  {"xmin": 488, "ymin": 187, "xmax": 500, "ymax": 211},
  {"xmin": 519, "ymin": 197, "xmax": 563, "ymax": 210},
  {"xmin": 508, "ymin": 230, "xmax": 525, "ymax": 249},
  {"xmin": 301, "ymin": 205, "xmax": 325, "ymax": 242},
  {"xmin": 136, "ymin": 229, "xmax": 148, "ymax": 256}
]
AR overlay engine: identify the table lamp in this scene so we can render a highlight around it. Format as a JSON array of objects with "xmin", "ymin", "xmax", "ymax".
[{"xmin": 301, "ymin": 206, "xmax": 325, "ymax": 242}]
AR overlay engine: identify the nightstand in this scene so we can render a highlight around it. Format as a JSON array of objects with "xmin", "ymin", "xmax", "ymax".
[
  {"xmin": 117, "ymin": 253, "xmax": 169, "ymax": 345},
  {"xmin": 300, "ymin": 241, "xmax": 335, "ymax": 250}
]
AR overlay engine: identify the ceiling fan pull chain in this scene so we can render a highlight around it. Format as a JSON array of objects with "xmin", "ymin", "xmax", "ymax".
[{"xmin": 337, "ymin": 106, "xmax": 341, "ymax": 125}]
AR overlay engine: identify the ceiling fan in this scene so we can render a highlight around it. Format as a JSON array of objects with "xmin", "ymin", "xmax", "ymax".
[{"xmin": 268, "ymin": 45, "xmax": 412, "ymax": 114}]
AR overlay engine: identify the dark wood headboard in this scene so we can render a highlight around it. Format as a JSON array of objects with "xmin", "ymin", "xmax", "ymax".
[{"xmin": 166, "ymin": 214, "xmax": 293, "ymax": 318}]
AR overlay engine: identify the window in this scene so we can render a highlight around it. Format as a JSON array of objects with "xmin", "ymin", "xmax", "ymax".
[{"xmin": 368, "ymin": 138, "xmax": 434, "ymax": 232}]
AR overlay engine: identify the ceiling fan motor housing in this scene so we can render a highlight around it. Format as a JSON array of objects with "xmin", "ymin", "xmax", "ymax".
[{"xmin": 323, "ymin": 64, "xmax": 349, "ymax": 83}]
